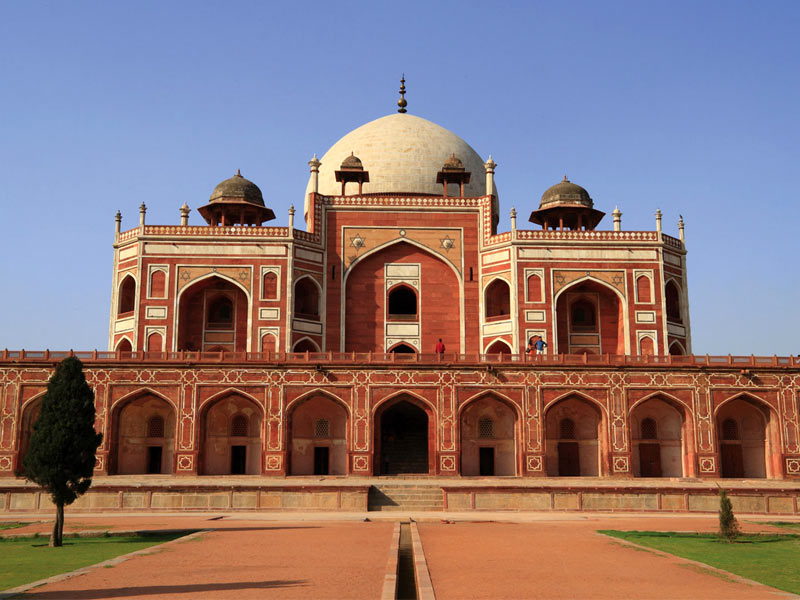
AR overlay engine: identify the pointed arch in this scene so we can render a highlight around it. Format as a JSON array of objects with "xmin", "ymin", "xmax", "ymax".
[
  {"xmin": 388, "ymin": 342, "xmax": 417, "ymax": 354},
  {"xmin": 343, "ymin": 237, "xmax": 462, "ymax": 284},
  {"xmin": 293, "ymin": 275, "xmax": 322, "ymax": 319},
  {"xmin": 17, "ymin": 392, "xmax": 46, "ymax": 474},
  {"xmin": 544, "ymin": 391, "xmax": 605, "ymax": 476},
  {"xmin": 628, "ymin": 390, "xmax": 692, "ymax": 417},
  {"xmin": 115, "ymin": 336, "xmax": 133, "ymax": 353},
  {"xmin": 286, "ymin": 388, "xmax": 351, "ymax": 418},
  {"xmin": 484, "ymin": 277, "xmax": 511, "ymax": 319},
  {"xmin": 544, "ymin": 390, "xmax": 608, "ymax": 417},
  {"xmin": 484, "ymin": 338, "xmax": 513, "ymax": 354},
  {"xmin": 459, "ymin": 392, "xmax": 519, "ymax": 476},
  {"xmin": 458, "ymin": 389, "xmax": 523, "ymax": 421},
  {"xmin": 112, "ymin": 387, "xmax": 179, "ymax": 412},
  {"xmin": 199, "ymin": 388, "xmax": 264, "ymax": 475},
  {"xmin": 287, "ymin": 389, "xmax": 350, "ymax": 475},
  {"xmin": 665, "ymin": 278, "xmax": 682, "ymax": 323},
  {"xmin": 117, "ymin": 274, "xmax": 137, "ymax": 315},
  {"xmin": 713, "ymin": 391, "xmax": 775, "ymax": 417},
  {"xmin": 372, "ymin": 389, "xmax": 438, "ymax": 416},
  {"xmin": 110, "ymin": 387, "xmax": 177, "ymax": 475},
  {"xmin": 373, "ymin": 391, "xmax": 435, "ymax": 475},
  {"xmin": 669, "ymin": 340, "xmax": 686, "ymax": 356},
  {"xmin": 292, "ymin": 337, "xmax": 321, "ymax": 353},
  {"xmin": 198, "ymin": 386, "xmax": 265, "ymax": 415}
]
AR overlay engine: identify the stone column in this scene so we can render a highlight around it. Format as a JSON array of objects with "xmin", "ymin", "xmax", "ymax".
[
  {"xmin": 180, "ymin": 203, "xmax": 190, "ymax": 226},
  {"xmin": 612, "ymin": 206, "xmax": 622, "ymax": 232}
]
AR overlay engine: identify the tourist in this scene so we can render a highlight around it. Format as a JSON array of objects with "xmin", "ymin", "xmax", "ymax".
[
  {"xmin": 534, "ymin": 337, "xmax": 548, "ymax": 355},
  {"xmin": 435, "ymin": 338, "xmax": 445, "ymax": 354}
]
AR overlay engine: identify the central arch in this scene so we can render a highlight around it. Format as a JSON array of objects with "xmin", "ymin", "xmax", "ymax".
[
  {"xmin": 110, "ymin": 391, "xmax": 176, "ymax": 475},
  {"xmin": 374, "ymin": 395, "xmax": 434, "ymax": 475},
  {"xmin": 544, "ymin": 394, "xmax": 604, "ymax": 476},
  {"xmin": 459, "ymin": 394, "xmax": 519, "ymax": 476},
  {"xmin": 176, "ymin": 274, "xmax": 249, "ymax": 352},
  {"xmin": 287, "ymin": 393, "xmax": 349, "ymax": 475},
  {"xmin": 554, "ymin": 277, "xmax": 628, "ymax": 355},
  {"xmin": 199, "ymin": 392, "xmax": 263, "ymax": 475}
]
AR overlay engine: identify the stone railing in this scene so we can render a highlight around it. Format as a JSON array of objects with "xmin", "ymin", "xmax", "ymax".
[
  {"xmin": 2, "ymin": 350, "xmax": 797, "ymax": 368},
  {"xmin": 118, "ymin": 225, "xmax": 291, "ymax": 241}
]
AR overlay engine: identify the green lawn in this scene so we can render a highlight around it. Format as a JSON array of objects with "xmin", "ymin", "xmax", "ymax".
[
  {"xmin": 600, "ymin": 530, "xmax": 800, "ymax": 595},
  {"xmin": 0, "ymin": 532, "xmax": 188, "ymax": 591},
  {"xmin": 765, "ymin": 521, "xmax": 800, "ymax": 531},
  {"xmin": 0, "ymin": 522, "xmax": 29, "ymax": 531}
]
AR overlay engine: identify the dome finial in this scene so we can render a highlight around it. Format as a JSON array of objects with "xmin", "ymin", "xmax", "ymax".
[
  {"xmin": 397, "ymin": 74, "xmax": 408, "ymax": 113},
  {"xmin": 236, "ymin": 168, "xmax": 242, "ymax": 177}
]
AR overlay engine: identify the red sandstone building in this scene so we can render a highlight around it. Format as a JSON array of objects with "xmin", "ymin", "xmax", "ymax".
[{"xmin": 2, "ymin": 90, "xmax": 799, "ymax": 497}]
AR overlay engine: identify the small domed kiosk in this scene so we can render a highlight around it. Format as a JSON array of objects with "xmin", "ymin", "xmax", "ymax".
[
  {"xmin": 197, "ymin": 170, "xmax": 276, "ymax": 226},
  {"xmin": 529, "ymin": 176, "xmax": 605, "ymax": 231}
]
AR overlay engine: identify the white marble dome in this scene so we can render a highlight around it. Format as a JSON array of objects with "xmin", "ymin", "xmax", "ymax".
[{"xmin": 305, "ymin": 113, "xmax": 495, "ymax": 216}]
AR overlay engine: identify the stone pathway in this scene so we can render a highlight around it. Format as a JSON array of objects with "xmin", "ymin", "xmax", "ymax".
[{"xmin": 3, "ymin": 514, "xmax": 796, "ymax": 599}]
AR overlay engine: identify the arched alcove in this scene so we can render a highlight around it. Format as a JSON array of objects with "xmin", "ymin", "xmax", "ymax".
[
  {"xmin": 293, "ymin": 338, "xmax": 320, "ymax": 353},
  {"xmin": 288, "ymin": 394, "xmax": 348, "ymax": 475},
  {"xmin": 200, "ymin": 394, "xmax": 263, "ymax": 475},
  {"xmin": 665, "ymin": 280, "xmax": 682, "ymax": 323},
  {"xmin": 176, "ymin": 275, "xmax": 248, "ymax": 352},
  {"xmin": 111, "ymin": 393, "xmax": 176, "ymax": 475},
  {"xmin": 387, "ymin": 285, "xmax": 417, "ymax": 318},
  {"xmin": 555, "ymin": 280, "xmax": 625, "ymax": 355},
  {"xmin": 294, "ymin": 277, "xmax": 320, "ymax": 320},
  {"xmin": 630, "ymin": 397, "xmax": 685, "ymax": 477},
  {"xmin": 716, "ymin": 397, "xmax": 772, "ymax": 478},
  {"xmin": 374, "ymin": 397, "xmax": 432, "ymax": 475},
  {"xmin": 485, "ymin": 339, "xmax": 512, "ymax": 355},
  {"xmin": 460, "ymin": 395, "xmax": 517, "ymax": 476},
  {"xmin": 17, "ymin": 398, "xmax": 43, "ymax": 474},
  {"xmin": 118, "ymin": 276, "xmax": 136, "ymax": 315},
  {"xmin": 545, "ymin": 396, "xmax": 603, "ymax": 476},
  {"xmin": 485, "ymin": 279, "xmax": 511, "ymax": 319}
]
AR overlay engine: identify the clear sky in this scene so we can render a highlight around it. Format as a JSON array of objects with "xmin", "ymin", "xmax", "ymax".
[{"xmin": 1, "ymin": 1, "xmax": 798, "ymax": 355}]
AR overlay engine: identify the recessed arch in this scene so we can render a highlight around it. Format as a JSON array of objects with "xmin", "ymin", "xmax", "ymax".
[
  {"xmin": 544, "ymin": 392, "xmax": 605, "ymax": 476},
  {"xmin": 459, "ymin": 393, "xmax": 519, "ymax": 476},
  {"xmin": 343, "ymin": 237, "xmax": 462, "ymax": 284},
  {"xmin": 292, "ymin": 337, "xmax": 321, "ymax": 353},
  {"xmin": 17, "ymin": 392, "xmax": 46, "ymax": 473},
  {"xmin": 545, "ymin": 389, "xmax": 609, "ymax": 418},
  {"xmin": 484, "ymin": 338, "xmax": 513, "ymax": 354},
  {"xmin": 665, "ymin": 278, "xmax": 682, "ymax": 323},
  {"xmin": 117, "ymin": 274, "xmax": 137, "ymax": 315},
  {"xmin": 115, "ymin": 336, "xmax": 133, "ymax": 353},
  {"xmin": 110, "ymin": 389, "xmax": 177, "ymax": 475},
  {"xmin": 484, "ymin": 277, "xmax": 511, "ymax": 319},
  {"xmin": 458, "ymin": 389, "xmax": 523, "ymax": 421},
  {"xmin": 374, "ymin": 392, "xmax": 434, "ymax": 475},
  {"xmin": 388, "ymin": 342, "xmax": 417, "ymax": 354},
  {"xmin": 199, "ymin": 390, "xmax": 264, "ymax": 475},
  {"xmin": 286, "ymin": 388, "xmax": 351, "ymax": 418},
  {"xmin": 669, "ymin": 340, "xmax": 686, "ymax": 356},
  {"xmin": 713, "ymin": 391, "xmax": 775, "ymax": 417},
  {"xmin": 372, "ymin": 389, "xmax": 438, "ymax": 417},
  {"xmin": 287, "ymin": 391, "xmax": 350, "ymax": 475},
  {"xmin": 387, "ymin": 283, "xmax": 418, "ymax": 317},
  {"xmin": 714, "ymin": 393, "xmax": 776, "ymax": 478},
  {"xmin": 293, "ymin": 275, "xmax": 322, "ymax": 319},
  {"xmin": 630, "ymin": 395, "xmax": 687, "ymax": 477},
  {"xmin": 628, "ymin": 390, "xmax": 692, "ymax": 417}
]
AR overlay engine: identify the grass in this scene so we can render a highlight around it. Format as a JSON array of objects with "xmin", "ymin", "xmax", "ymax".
[
  {"xmin": 764, "ymin": 521, "xmax": 800, "ymax": 531},
  {"xmin": 0, "ymin": 522, "xmax": 29, "ymax": 531},
  {"xmin": 0, "ymin": 532, "xmax": 188, "ymax": 591},
  {"xmin": 600, "ymin": 530, "xmax": 800, "ymax": 595}
]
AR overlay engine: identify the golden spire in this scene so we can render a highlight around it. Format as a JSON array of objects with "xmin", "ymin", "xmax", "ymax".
[{"xmin": 397, "ymin": 74, "xmax": 407, "ymax": 113}]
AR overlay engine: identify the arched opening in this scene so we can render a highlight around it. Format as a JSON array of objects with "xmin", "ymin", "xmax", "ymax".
[
  {"xmin": 387, "ymin": 285, "xmax": 417, "ymax": 319},
  {"xmin": 545, "ymin": 396, "xmax": 602, "ymax": 476},
  {"xmin": 375, "ymin": 399, "xmax": 431, "ymax": 475},
  {"xmin": 149, "ymin": 270, "xmax": 166, "ymax": 298},
  {"xmin": 460, "ymin": 395, "xmax": 517, "ymax": 476},
  {"xmin": 526, "ymin": 273, "xmax": 542, "ymax": 303},
  {"xmin": 146, "ymin": 332, "xmax": 163, "ymax": 353},
  {"xmin": 389, "ymin": 343, "xmax": 416, "ymax": 354},
  {"xmin": 344, "ymin": 241, "xmax": 461, "ymax": 354},
  {"xmin": 262, "ymin": 271, "xmax": 278, "ymax": 300},
  {"xmin": 665, "ymin": 280, "xmax": 682, "ymax": 323},
  {"xmin": 485, "ymin": 279, "xmax": 511, "ymax": 320},
  {"xmin": 111, "ymin": 394, "xmax": 176, "ymax": 475},
  {"xmin": 292, "ymin": 338, "xmax": 320, "ymax": 353},
  {"xmin": 485, "ymin": 339, "xmax": 512, "ymax": 355},
  {"xmin": 288, "ymin": 395, "xmax": 348, "ymax": 475},
  {"xmin": 716, "ymin": 397, "xmax": 770, "ymax": 478},
  {"xmin": 639, "ymin": 336, "xmax": 655, "ymax": 356},
  {"xmin": 631, "ymin": 397, "xmax": 685, "ymax": 477},
  {"xmin": 118, "ymin": 276, "xmax": 136, "ymax": 315},
  {"xmin": 177, "ymin": 276, "xmax": 248, "ymax": 352},
  {"xmin": 17, "ymin": 398, "xmax": 42, "ymax": 474},
  {"xmin": 294, "ymin": 277, "xmax": 320, "ymax": 320},
  {"xmin": 669, "ymin": 341, "xmax": 685, "ymax": 356},
  {"xmin": 116, "ymin": 338, "xmax": 133, "ymax": 354},
  {"xmin": 200, "ymin": 394, "xmax": 263, "ymax": 475},
  {"xmin": 556, "ymin": 280, "xmax": 625, "ymax": 355},
  {"xmin": 636, "ymin": 275, "xmax": 651, "ymax": 303}
]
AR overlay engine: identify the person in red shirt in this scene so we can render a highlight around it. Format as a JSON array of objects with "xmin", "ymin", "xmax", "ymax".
[{"xmin": 435, "ymin": 338, "xmax": 445, "ymax": 354}]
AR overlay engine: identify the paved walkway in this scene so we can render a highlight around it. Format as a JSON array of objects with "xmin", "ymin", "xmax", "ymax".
[{"xmin": 3, "ymin": 513, "xmax": 797, "ymax": 599}]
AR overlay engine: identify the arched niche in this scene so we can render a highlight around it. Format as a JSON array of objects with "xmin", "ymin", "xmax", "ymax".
[
  {"xmin": 485, "ymin": 339, "xmax": 512, "ymax": 355},
  {"xmin": 293, "ymin": 338, "xmax": 320, "ymax": 353},
  {"xmin": 389, "ymin": 343, "xmax": 416, "ymax": 354},
  {"xmin": 116, "ymin": 338, "xmax": 133, "ymax": 353},
  {"xmin": 387, "ymin": 284, "xmax": 417, "ymax": 319},
  {"xmin": 110, "ymin": 393, "xmax": 176, "ymax": 475},
  {"xmin": 484, "ymin": 279, "xmax": 511, "ymax": 319},
  {"xmin": 630, "ymin": 396, "xmax": 687, "ymax": 477},
  {"xmin": 176, "ymin": 275, "xmax": 248, "ymax": 352},
  {"xmin": 17, "ymin": 397, "xmax": 43, "ymax": 473},
  {"xmin": 118, "ymin": 275, "xmax": 136, "ymax": 315},
  {"xmin": 716, "ymin": 396, "xmax": 777, "ymax": 478},
  {"xmin": 459, "ymin": 395, "xmax": 518, "ymax": 476},
  {"xmin": 545, "ymin": 395, "xmax": 603, "ymax": 476},
  {"xmin": 149, "ymin": 270, "xmax": 166, "ymax": 298},
  {"xmin": 288, "ymin": 394, "xmax": 349, "ymax": 475},
  {"xmin": 665, "ymin": 280, "xmax": 682, "ymax": 323},
  {"xmin": 199, "ymin": 394, "xmax": 263, "ymax": 475},
  {"xmin": 555, "ymin": 279, "xmax": 626, "ymax": 355},
  {"xmin": 262, "ymin": 271, "xmax": 278, "ymax": 300},
  {"xmin": 374, "ymin": 396, "xmax": 434, "ymax": 475},
  {"xmin": 294, "ymin": 277, "xmax": 321, "ymax": 320}
]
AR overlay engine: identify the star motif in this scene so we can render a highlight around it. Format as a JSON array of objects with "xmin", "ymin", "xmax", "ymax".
[
  {"xmin": 439, "ymin": 235, "xmax": 455, "ymax": 251},
  {"xmin": 555, "ymin": 274, "xmax": 566, "ymax": 285},
  {"xmin": 238, "ymin": 270, "xmax": 249, "ymax": 281},
  {"xmin": 611, "ymin": 274, "xmax": 624, "ymax": 284},
  {"xmin": 180, "ymin": 271, "xmax": 191, "ymax": 281},
  {"xmin": 350, "ymin": 234, "xmax": 365, "ymax": 249}
]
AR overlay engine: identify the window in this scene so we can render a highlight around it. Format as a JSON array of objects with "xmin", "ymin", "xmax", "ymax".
[
  {"xmin": 314, "ymin": 418, "xmax": 330, "ymax": 438},
  {"xmin": 262, "ymin": 271, "xmax": 278, "ymax": 300},
  {"xmin": 478, "ymin": 417, "xmax": 494, "ymax": 439},
  {"xmin": 559, "ymin": 418, "xmax": 576, "ymax": 439},
  {"xmin": 641, "ymin": 418, "xmax": 657, "ymax": 440},
  {"xmin": 387, "ymin": 285, "xmax": 417, "ymax": 317},
  {"xmin": 207, "ymin": 296, "xmax": 233, "ymax": 328},
  {"xmin": 294, "ymin": 278, "xmax": 320, "ymax": 318},
  {"xmin": 149, "ymin": 270, "xmax": 166, "ymax": 298},
  {"xmin": 527, "ymin": 273, "xmax": 543, "ymax": 303},
  {"xmin": 636, "ymin": 275, "xmax": 651, "ymax": 304},
  {"xmin": 485, "ymin": 279, "xmax": 511, "ymax": 319},
  {"xmin": 231, "ymin": 415, "xmax": 249, "ymax": 437},
  {"xmin": 147, "ymin": 415, "xmax": 165, "ymax": 438},
  {"xmin": 570, "ymin": 299, "xmax": 596, "ymax": 331},
  {"xmin": 389, "ymin": 343, "xmax": 416, "ymax": 354},
  {"xmin": 721, "ymin": 419, "xmax": 740, "ymax": 441}
]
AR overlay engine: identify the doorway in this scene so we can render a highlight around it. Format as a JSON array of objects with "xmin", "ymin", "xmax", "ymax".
[
  {"xmin": 230, "ymin": 446, "xmax": 247, "ymax": 475},
  {"xmin": 379, "ymin": 401, "xmax": 429, "ymax": 475},
  {"xmin": 557, "ymin": 442, "xmax": 580, "ymax": 476},
  {"xmin": 479, "ymin": 447, "xmax": 495, "ymax": 476},
  {"xmin": 146, "ymin": 446, "xmax": 163, "ymax": 474},
  {"xmin": 314, "ymin": 446, "xmax": 330, "ymax": 475},
  {"xmin": 638, "ymin": 443, "xmax": 662, "ymax": 477}
]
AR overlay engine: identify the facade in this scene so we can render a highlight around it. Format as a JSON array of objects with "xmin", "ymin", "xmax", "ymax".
[{"xmin": 1, "ymin": 96, "xmax": 799, "ymax": 485}]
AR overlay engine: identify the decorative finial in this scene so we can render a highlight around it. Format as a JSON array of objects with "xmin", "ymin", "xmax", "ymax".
[
  {"xmin": 397, "ymin": 74, "xmax": 407, "ymax": 113},
  {"xmin": 235, "ymin": 168, "xmax": 242, "ymax": 177},
  {"xmin": 563, "ymin": 174, "xmax": 569, "ymax": 182}
]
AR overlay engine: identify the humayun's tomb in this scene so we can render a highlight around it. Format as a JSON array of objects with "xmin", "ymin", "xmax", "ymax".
[{"xmin": 1, "ymin": 83, "xmax": 799, "ymax": 514}]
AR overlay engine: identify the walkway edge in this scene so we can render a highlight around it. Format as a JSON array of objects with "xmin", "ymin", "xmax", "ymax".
[
  {"xmin": 0, "ymin": 529, "xmax": 208, "ymax": 599},
  {"xmin": 410, "ymin": 521, "xmax": 436, "ymax": 600},
  {"xmin": 381, "ymin": 522, "xmax": 401, "ymax": 600}
]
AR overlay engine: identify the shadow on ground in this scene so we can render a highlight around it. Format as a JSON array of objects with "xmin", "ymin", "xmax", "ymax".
[{"xmin": 21, "ymin": 580, "xmax": 308, "ymax": 598}]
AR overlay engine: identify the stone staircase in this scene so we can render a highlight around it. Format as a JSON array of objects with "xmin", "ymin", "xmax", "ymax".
[
  {"xmin": 381, "ymin": 429, "xmax": 428, "ymax": 474},
  {"xmin": 368, "ymin": 483, "xmax": 444, "ymax": 511}
]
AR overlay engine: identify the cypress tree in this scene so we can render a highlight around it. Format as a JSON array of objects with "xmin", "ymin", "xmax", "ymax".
[
  {"xmin": 718, "ymin": 488, "xmax": 740, "ymax": 542},
  {"xmin": 22, "ymin": 357, "xmax": 103, "ymax": 547}
]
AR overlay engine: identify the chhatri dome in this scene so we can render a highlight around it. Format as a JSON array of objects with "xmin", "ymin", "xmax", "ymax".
[{"xmin": 305, "ymin": 82, "xmax": 497, "ymax": 220}]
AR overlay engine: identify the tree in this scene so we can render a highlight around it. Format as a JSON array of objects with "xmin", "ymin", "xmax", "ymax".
[
  {"xmin": 22, "ymin": 357, "xmax": 103, "ymax": 547},
  {"xmin": 718, "ymin": 488, "xmax": 741, "ymax": 542}
]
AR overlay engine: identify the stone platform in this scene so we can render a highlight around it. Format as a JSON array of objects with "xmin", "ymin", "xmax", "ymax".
[{"xmin": 2, "ymin": 475, "xmax": 799, "ymax": 515}]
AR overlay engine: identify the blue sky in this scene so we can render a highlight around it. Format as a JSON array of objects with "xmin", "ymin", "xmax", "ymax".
[{"xmin": 1, "ymin": 1, "xmax": 798, "ymax": 355}]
